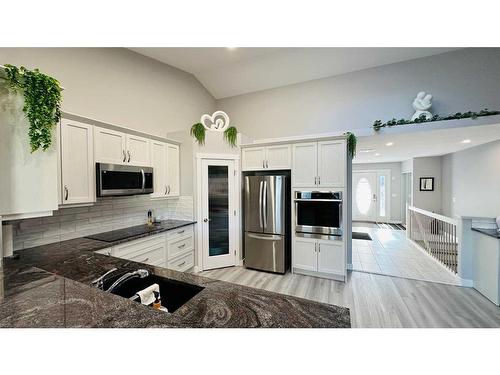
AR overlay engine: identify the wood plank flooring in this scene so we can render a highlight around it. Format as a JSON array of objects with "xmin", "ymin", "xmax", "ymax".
[{"xmin": 197, "ymin": 267, "xmax": 500, "ymax": 328}]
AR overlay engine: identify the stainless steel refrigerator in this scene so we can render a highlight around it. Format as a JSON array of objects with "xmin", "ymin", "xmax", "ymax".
[{"xmin": 244, "ymin": 175, "xmax": 288, "ymax": 273}]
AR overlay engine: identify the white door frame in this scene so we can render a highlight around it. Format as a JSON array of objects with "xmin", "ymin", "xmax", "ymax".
[
  {"xmin": 195, "ymin": 153, "xmax": 241, "ymax": 272},
  {"xmin": 352, "ymin": 169, "xmax": 391, "ymax": 222}
]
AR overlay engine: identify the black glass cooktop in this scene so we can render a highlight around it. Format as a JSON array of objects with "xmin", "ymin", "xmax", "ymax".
[{"xmin": 85, "ymin": 224, "xmax": 162, "ymax": 242}]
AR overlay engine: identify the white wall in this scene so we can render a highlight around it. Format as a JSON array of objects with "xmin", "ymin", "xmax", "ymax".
[
  {"xmin": 412, "ymin": 156, "xmax": 442, "ymax": 213},
  {"xmin": 353, "ymin": 162, "xmax": 402, "ymax": 221},
  {"xmin": 0, "ymin": 48, "xmax": 215, "ymax": 138},
  {"xmin": 217, "ymin": 48, "xmax": 500, "ymax": 139},
  {"xmin": 401, "ymin": 159, "xmax": 413, "ymax": 174},
  {"xmin": 442, "ymin": 140, "xmax": 500, "ymax": 218}
]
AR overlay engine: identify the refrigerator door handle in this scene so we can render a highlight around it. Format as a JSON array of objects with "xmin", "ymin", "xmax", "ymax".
[
  {"xmin": 246, "ymin": 233, "xmax": 282, "ymax": 241},
  {"xmin": 262, "ymin": 180, "xmax": 268, "ymax": 230},
  {"xmin": 259, "ymin": 180, "xmax": 264, "ymax": 230}
]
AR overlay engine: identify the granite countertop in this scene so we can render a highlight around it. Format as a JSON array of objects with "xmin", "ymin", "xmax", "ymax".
[
  {"xmin": 0, "ymin": 220, "xmax": 350, "ymax": 328},
  {"xmin": 472, "ymin": 228, "xmax": 500, "ymax": 239}
]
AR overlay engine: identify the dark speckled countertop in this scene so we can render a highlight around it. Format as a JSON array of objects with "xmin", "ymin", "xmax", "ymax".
[
  {"xmin": 472, "ymin": 228, "xmax": 500, "ymax": 239},
  {"xmin": 0, "ymin": 219, "xmax": 350, "ymax": 328}
]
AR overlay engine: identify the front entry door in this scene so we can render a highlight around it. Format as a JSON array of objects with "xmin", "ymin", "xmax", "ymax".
[
  {"xmin": 352, "ymin": 172, "xmax": 378, "ymax": 221},
  {"xmin": 201, "ymin": 159, "xmax": 236, "ymax": 270}
]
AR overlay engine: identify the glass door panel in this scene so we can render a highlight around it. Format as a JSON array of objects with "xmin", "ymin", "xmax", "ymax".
[{"xmin": 208, "ymin": 165, "xmax": 229, "ymax": 257}]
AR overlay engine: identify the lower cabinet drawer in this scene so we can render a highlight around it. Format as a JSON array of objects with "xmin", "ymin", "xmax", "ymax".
[
  {"xmin": 167, "ymin": 235, "xmax": 194, "ymax": 259},
  {"xmin": 166, "ymin": 225, "xmax": 194, "ymax": 241},
  {"xmin": 129, "ymin": 244, "xmax": 166, "ymax": 266},
  {"xmin": 167, "ymin": 251, "xmax": 194, "ymax": 272}
]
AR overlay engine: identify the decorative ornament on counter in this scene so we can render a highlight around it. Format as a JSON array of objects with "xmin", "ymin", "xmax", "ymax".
[
  {"xmin": 411, "ymin": 91, "xmax": 433, "ymax": 121},
  {"xmin": 191, "ymin": 110, "xmax": 238, "ymax": 147}
]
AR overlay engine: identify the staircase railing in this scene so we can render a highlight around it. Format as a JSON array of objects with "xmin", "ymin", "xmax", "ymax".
[{"xmin": 407, "ymin": 206, "xmax": 459, "ymax": 274}]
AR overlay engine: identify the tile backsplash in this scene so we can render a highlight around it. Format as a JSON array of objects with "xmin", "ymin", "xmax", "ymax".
[{"xmin": 9, "ymin": 195, "xmax": 194, "ymax": 250}]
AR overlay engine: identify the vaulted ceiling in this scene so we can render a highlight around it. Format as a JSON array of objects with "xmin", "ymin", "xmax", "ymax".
[{"xmin": 130, "ymin": 47, "xmax": 458, "ymax": 99}]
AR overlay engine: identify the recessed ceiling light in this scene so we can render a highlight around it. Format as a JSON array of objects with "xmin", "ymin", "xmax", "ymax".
[
  {"xmin": 386, "ymin": 142, "xmax": 394, "ymax": 146},
  {"xmin": 359, "ymin": 148, "xmax": 376, "ymax": 153},
  {"xmin": 226, "ymin": 47, "xmax": 238, "ymax": 50},
  {"xmin": 374, "ymin": 153, "xmax": 381, "ymax": 156},
  {"xmin": 461, "ymin": 139, "xmax": 471, "ymax": 144}
]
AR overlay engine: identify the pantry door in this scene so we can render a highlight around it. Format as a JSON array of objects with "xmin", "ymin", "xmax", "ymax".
[{"xmin": 201, "ymin": 159, "xmax": 237, "ymax": 270}]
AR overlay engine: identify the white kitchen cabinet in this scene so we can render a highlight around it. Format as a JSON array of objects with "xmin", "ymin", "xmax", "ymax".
[
  {"xmin": 94, "ymin": 127, "xmax": 127, "ymax": 164},
  {"xmin": 60, "ymin": 119, "xmax": 95, "ymax": 205},
  {"xmin": 317, "ymin": 240, "xmax": 345, "ymax": 275},
  {"xmin": 241, "ymin": 145, "xmax": 292, "ymax": 170},
  {"xmin": 292, "ymin": 142, "xmax": 318, "ymax": 187},
  {"xmin": 266, "ymin": 145, "xmax": 291, "ymax": 169},
  {"xmin": 293, "ymin": 238, "xmax": 318, "ymax": 272},
  {"xmin": 166, "ymin": 143, "xmax": 180, "ymax": 197},
  {"xmin": 150, "ymin": 140, "xmax": 168, "ymax": 198},
  {"xmin": 242, "ymin": 147, "xmax": 266, "ymax": 170},
  {"xmin": 317, "ymin": 140, "xmax": 345, "ymax": 187},
  {"xmin": 293, "ymin": 140, "xmax": 346, "ymax": 188},
  {"xmin": 95, "ymin": 127, "xmax": 151, "ymax": 167},
  {"xmin": 126, "ymin": 134, "xmax": 150, "ymax": 166},
  {"xmin": 113, "ymin": 233, "xmax": 167, "ymax": 267},
  {"xmin": 293, "ymin": 236, "xmax": 345, "ymax": 280}
]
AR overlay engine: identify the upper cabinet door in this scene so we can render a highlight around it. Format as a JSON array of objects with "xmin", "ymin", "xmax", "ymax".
[
  {"xmin": 94, "ymin": 127, "xmax": 126, "ymax": 164},
  {"xmin": 241, "ymin": 147, "xmax": 265, "ymax": 170},
  {"xmin": 266, "ymin": 145, "xmax": 291, "ymax": 170},
  {"xmin": 166, "ymin": 143, "xmax": 180, "ymax": 197},
  {"xmin": 292, "ymin": 142, "xmax": 318, "ymax": 188},
  {"xmin": 317, "ymin": 240, "xmax": 345, "ymax": 276},
  {"xmin": 150, "ymin": 140, "xmax": 167, "ymax": 198},
  {"xmin": 317, "ymin": 140, "xmax": 345, "ymax": 187},
  {"xmin": 60, "ymin": 119, "xmax": 95, "ymax": 205},
  {"xmin": 126, "ymin": 134, "xmax": 151, "ymax": 166}
]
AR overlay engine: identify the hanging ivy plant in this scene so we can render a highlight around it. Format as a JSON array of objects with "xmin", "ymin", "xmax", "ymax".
[
  {"xmin": 344, "ymin": 132, "xmax": 357, "ymax": 159},
  {"xmin": 223, "ymin": 126, "xmax": 238, "ymax": 148},
  {"xmin": 190, "ymin": 122, "xmax": 206, "ymax": 145},
  {"xmin": 3, "ymin": 64, "xmax": 62, "ymax": 152},
  {"xmin": 373, "ymin": 108, "xmax": 500, "ymax": 131}
]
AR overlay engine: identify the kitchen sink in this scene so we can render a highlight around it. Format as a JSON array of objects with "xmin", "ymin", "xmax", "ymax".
[{"xmin": 99, "ymin": 271, "xmax": 204, "ymax": 313}]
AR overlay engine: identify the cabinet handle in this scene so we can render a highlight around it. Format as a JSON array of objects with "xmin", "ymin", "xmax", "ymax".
[
  {"xmin": 262, "ymin": 160, "xmax": 265, "ymax": 169},
  {"xmin": 314, "ymin": 177, "xmax": 317, "ymax": 185},
  {"xmin": 122, "ymin": 150, "xmax": 127, "ymax": 162},
  {"xmin": 165, "ymin": 186, "xmax": 168, "ymax": 195},
  {"xmin": 177, "ymin": 261, "xmax": 186, "ymax": 267},
  {"xmin": 318, "ymin": 176, "xmax": 321, "ymax": 185},
  {"xmin": 64, "ymin": 185, "xmax": 69, "ymax": 201},
  {"xmin": 127, "ymin": 150, "xmax": 131, "ymax": 163},
  {"xmin": 318, "ymin": 244, "xmax": 321, "ymax": 253},
  {"xmin": 266, "ymin": 160, "xmax": 269, "ymax": 168},
  {"xmin": 141, "ymin": 257, "xmax": 149, "ymax": 263},
  {"xmin": 177, "ymin": 230, "xmax": 185, "ymax": 234},
  {"xmin": 178, "ymin": 243, "xmax": 186, "ymax": 249}
]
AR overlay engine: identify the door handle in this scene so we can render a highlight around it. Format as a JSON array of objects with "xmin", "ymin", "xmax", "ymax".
[
  {"xmin": 263, "ymin": 180, "xmax": 268, "ymax": 228},
  {"xmin": 203, "ymin": 218, "xmax": 212, "ymax": 222},
  {"xmin": 64, "ymin": 185, "xmax": 69, "ymax": 201},
  {"xmin": 127, "ymin": 150, "xmax": 131, "ymax": 163},
  {"xmin": 259, "ymin": 180, "xmax": 264, "ymax": 229},
  {"xmin": 247, "ymin": 233, "xmax": 282, "ymax": 241}
]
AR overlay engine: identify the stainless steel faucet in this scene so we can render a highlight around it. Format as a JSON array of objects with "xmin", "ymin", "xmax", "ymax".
[
  {"xmin": 105, "ymin": 269, "xmax": 150, "ymax": 293},
  {"xmin": 91, "ymin": 268, "xmax": 118, "ymax": 290}
]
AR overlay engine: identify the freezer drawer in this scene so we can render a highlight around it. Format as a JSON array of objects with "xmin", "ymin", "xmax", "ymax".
[{"xmin": 244, "ymin": 232, "xmax": 286, "ymax": 273}]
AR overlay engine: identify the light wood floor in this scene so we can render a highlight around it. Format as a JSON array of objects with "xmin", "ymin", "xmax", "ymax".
[{"xmin": 197, "ymin": 266, "xmax": 500, "ymax": 328}]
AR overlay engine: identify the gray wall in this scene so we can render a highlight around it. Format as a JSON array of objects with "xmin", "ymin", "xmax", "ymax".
[
  {"xmin": 0, "ymin": 48, "xmax": 215, "ymax": 138},
  {"xmin": 442, "ymin": 140, "xmax": 500, "ymax": 218},
  {"xmin": 412, "ymin": 156, "xmax": 442, "ymax": 213},
  {"xmin": 353, "ymin": 162, "xmax": 402, "ymax": 222},
  {"xmin": 217, "ymin": 48, "xmax": 500, "ymax": 139}
]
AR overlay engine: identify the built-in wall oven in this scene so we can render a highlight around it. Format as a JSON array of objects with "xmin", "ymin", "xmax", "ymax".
[
  {"xmin": 96, "ymin": 163, "xmax": 153, "ymax": 197},
  {"xmin": 294, "ymin": 191, "xmax": 342, "ymax": 238}
]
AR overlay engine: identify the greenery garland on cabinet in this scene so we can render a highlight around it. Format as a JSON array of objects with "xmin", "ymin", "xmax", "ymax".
[
  {"xmin": 2, "ymin": 64, "xmax": 62, "ymax": 152},
  {"xmin": 190, "ymin": 122, "xmax": 238, "ymax": 148},
  {"xmin": 344, "ymin": 132, "xmax": 357, "ymax": 159},
  {"xmin": 373, "ymin": 109, "xmax": 500, "ymax": 131}
]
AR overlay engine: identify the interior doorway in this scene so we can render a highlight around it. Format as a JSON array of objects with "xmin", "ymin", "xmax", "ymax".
[{"xmin": 198, "ymin": 158, "xmax": 238, "ymax": 271}]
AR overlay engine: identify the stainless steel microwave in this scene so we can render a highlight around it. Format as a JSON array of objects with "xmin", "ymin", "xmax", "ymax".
[{"xmin": 96, "ymin": 163, "xmax": 153, "ymax": 197}]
